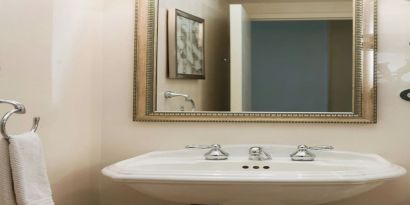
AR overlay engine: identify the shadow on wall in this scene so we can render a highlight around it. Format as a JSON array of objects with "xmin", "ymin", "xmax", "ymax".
[
  {"xmin": 99, "ymin": 176, "xmax": 181, "ymax": 205},
  {"xmin": 51, "ymin": 166, "xmax": 100, "ymax": 205},
  {"xmin": 397, "ymin": 200, "xmax": 410, "ymax": 205},
  {"xmin": 378, "ymin": 59, "xmax": 410, "ymax": 85},
  {"xmin": 326, "ymin": 170, "xmax": 409, "ymax": 205}
]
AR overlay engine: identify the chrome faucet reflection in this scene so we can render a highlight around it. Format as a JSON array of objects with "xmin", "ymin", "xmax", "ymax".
[
  {"xmin": 248, "ymin": 146, "xmax": 272, "ymax": 161},
  {"xmin": 164, "ymin": 91, "xmax": 196, "ymax": 111}
]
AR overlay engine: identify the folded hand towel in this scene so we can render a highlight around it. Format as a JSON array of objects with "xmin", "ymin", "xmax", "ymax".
[
  {"xmin": 0, "ymin": 137, "xmax": 17, "ymax": 205},
  {"xmin": 9, "ymin": 132, "xmax": 54, "ymax": 205}
]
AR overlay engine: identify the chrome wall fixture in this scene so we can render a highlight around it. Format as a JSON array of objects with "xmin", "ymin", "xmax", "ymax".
[
  {"xmin": 0, "ymin": 99, "xmax": 40, "ymax": 140},
  {"xmin": 400, "ymin": 89, "xmax": 410, "ymax": 101},
  {"xmin": 164, "ymin": 91, "xmax": 196, "ymax": 111}
]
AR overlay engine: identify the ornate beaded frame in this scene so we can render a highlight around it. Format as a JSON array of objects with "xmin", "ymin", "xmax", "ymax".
[{"xmin": 134, "ymin": 0, "xmax": 377, "ymax": 123}]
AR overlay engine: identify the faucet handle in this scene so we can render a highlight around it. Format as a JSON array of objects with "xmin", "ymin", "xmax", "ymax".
[
  {"xmin": 290, "ymin": 145, "xmax": 334, "ymax": 161},
  {"xmin": 185, "ymin": 144, "xmax": 214, "ymax": 149},
  {"xmin": 204, "ymin": 144, "xmax": 229, "ymax": 160},
  {"xmin": 185, "ymin": 144, "xmax": 229, "ymax": 160},
  {"xmin": 308, "ymin": 145, "xmax": 334, "ymax": 151}
]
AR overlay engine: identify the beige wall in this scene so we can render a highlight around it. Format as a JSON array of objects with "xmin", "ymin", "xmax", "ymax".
[
  {"xmin": 156, "ymin": 0, "xmax": 230, "ymax": 112},
  {"xmin": 2, "ymin": 0, "xmax": 410, "ymax": 205},
  {"xmin": 101, "ymin": 1, "xmax": 410, "ymax": 205},
  {"xmin": 0, "ymin": 0, "xmax": 103, "ymax": 204}
]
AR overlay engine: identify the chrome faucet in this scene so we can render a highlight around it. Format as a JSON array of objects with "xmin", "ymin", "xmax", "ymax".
[
  {"xmin": 164, "ymin": 91, "xmax": 196, "ymax": 111},
  {"xmin": 290, "ymin": 145, "xmax": 334, "ymax": 161},
  {"xmin": 249, "ymin": 146, "xmax": 272, "ymax": 161},
  {"xmin": 186, "ymin": 144, "xmax": 229, "ymax": 160}
]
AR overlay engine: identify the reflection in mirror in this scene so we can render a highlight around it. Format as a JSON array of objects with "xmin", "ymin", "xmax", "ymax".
[
  {"xmin": 155, "ymin": 0, "xmax": 354, "ymax": 113},
  {"xmin": 248, "ymin": 20, "xmax": 352, "ymax": 112}
]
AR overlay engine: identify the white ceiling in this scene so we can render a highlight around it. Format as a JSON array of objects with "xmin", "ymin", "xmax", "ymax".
[{"xmin": 225, "ymin": 0, "xmax": 353, "ymax": 20}]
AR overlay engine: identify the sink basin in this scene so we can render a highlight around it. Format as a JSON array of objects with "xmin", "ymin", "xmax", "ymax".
[{"xmin": 102, "ymin": 145, "xmax": 406, "ymax": 205}]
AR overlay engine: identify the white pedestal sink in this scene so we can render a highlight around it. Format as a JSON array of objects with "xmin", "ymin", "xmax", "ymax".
[{"xmin": 102, "ymin": 145, "xmax": 406, "ymax": 205}]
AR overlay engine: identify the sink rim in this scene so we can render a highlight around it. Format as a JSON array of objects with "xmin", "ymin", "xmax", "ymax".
[{"xmin": 102, "ymin": 144, "xmax": 406, "ymax": 184}]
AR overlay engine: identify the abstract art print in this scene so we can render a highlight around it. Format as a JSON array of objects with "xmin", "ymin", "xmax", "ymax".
[{"xmin": 168, "ymin": 9, "xmax": 205, "ymax": 79}]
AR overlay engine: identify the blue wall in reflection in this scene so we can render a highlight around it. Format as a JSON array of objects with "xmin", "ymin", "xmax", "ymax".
[{"xmin": 251, "ymin": 21, "xmax": 329, "ymax": 112}]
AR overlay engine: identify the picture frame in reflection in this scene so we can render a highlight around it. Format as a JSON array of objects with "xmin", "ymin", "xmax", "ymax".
[{"xmin": 168, "ymin": 8, "xmax": 205, "ymax": 79}]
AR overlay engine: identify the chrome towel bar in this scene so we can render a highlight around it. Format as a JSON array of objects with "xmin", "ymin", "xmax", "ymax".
[{"xmin": 0, "ymin": 99, "xmax": 40, "ymax": 140}]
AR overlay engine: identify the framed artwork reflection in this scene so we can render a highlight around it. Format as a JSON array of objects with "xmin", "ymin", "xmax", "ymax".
[{"xmin": 168, "ymin": 9, "xmax": 205, "ymax": 79}]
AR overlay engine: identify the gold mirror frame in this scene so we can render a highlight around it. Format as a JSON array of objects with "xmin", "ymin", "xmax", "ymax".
[{"xmin": 134, "ymin": 0, "xmax": 377, "ymax": 123}]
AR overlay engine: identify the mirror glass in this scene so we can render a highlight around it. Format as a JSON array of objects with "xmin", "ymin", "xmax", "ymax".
[{"xmin": 155, "ymin": 0, "xmax": 354, "ymax": 113}]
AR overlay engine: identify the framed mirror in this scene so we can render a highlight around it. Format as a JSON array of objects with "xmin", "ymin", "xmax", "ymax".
[{"xmin": 134, "ymin": 0, "xmax": 377, "ymax": 123}]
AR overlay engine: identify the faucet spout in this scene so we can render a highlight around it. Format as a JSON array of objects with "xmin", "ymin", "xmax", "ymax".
[
  {"xmin": 249, "ymin": 146, "xmax": 272, "ymax": 161},
  {"xmin": 164, "ymin": 91, "xmax": 196, "ymax": 111}
]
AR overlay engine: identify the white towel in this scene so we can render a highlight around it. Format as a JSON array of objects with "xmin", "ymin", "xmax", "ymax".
[
  {"xmin": 9, "ymin": 132, "xmax": 54, "ymax": 205},
  {"xmin": 0, "ymin": 137, "xmax": 17, "ymax": 205}
]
